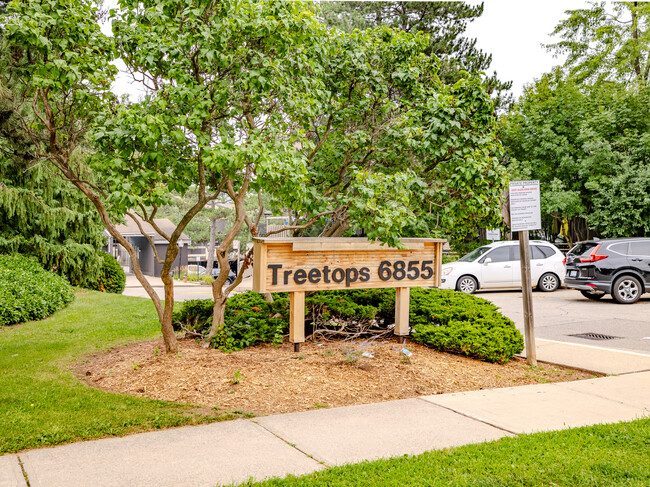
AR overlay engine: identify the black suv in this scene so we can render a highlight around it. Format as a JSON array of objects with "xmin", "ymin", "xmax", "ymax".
[{"xmin": 565, "ymin": 238, "xmax": 650, "ymax": 304}]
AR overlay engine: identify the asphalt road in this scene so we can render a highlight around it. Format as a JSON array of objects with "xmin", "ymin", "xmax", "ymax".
[{"xmin": 479, "ymin": 288, "xmax": 650, "ymax": 354}]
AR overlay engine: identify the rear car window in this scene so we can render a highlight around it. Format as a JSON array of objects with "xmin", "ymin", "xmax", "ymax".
[
  {"xmin": 568, "ymin": 242, "xmax": 598, "ymax": 258},
  {"xmin": 537, "ymin": 245, "xmax": 556, "ymax": 258},
  {"xmin": 628, "ymin": 241, "xmax": 650, "ymax": 256},
  {"xmin": 531, "ymin": 246, "xmax": 547, "ymax": 259},
  {"xmin": 608, "ymin": 242, "xmax": 629, "ymax": 255},
  {"xmin": 513, "ymin": 245, "xmax": 555, "ymax": 260}
]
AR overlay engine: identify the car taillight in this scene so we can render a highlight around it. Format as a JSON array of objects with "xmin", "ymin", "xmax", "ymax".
[
  {"xmin": 579, "ymin": 244, "xmax": 608, "ymax": 263},
  {"xmin": 562, "ymin": 257, "xmax": 566, "ymax": 266}
]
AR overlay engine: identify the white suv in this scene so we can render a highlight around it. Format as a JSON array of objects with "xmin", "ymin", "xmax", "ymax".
[{"xmin": 440, "ymin": 241, "xmax": 566, "ymax": 294}]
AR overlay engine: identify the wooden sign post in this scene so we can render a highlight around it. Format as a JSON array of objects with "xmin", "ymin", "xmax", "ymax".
[
  {"xmin": 252, "ymin": 238, "xmax": 445, "ymax": 351},
  {"xmin": 509, "ymin": 180, "xmax": 542, "ymax": 366}
]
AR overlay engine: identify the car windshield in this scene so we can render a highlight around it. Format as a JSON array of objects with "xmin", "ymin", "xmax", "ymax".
[
  {"xmin": 568, "ymin": 242, "xmax": 597, "ymax": 258},
  {"xmin": 458, "ymin": 246, "xmax": 492, "ymax": 262}
]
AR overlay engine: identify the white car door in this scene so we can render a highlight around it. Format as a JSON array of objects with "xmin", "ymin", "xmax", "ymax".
[
  {"xmin": 478, "ymin": 246, "xmax": 513, "ymax": 288},
  {"xmin": 512, "ymin": 245, "xmax": 549, "ymax": 287}
]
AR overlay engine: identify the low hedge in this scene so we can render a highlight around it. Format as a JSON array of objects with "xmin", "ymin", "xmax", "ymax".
[
  {"xmin": 87, "ymin": 252, "xmax": 126, "ymax": 294},
  {"xmin": 173, "ymin": 292, "xmax": 288, "ymax": 352},
  {"xmin": 409, "ymin": 288, "xmax": 523, "ymax": 364},
  {"xmin": 0, "ymin": 254, "xmax": 75, "ymax": 326},
  {"xmin": 173, "ymin": 288, "xmax": 523, "ymax": 363}
]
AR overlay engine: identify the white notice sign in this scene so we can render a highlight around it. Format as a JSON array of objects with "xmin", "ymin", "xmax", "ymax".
[
  {"xmin": 486, "ymin": 229, "xmax": 501, "ymax": 241},
  {"xmin": 509, "ymin": 180, "xmax": 541, "ymax": 232}
]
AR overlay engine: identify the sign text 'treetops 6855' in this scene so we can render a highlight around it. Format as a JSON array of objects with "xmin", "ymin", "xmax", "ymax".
[{"xmin": 252, "ymin": 238, "xmax": 445, "ymax": 293}]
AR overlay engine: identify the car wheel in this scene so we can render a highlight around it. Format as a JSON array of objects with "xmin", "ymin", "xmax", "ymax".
[
  {"xmin": 580, "ymin": 290, "xmax": 605, "ymax": 301},
  {"xmin": 538, "ymin": 272, "xmax": 559, "ymax": 292},
  {"xmin": 456, "ymin": 275, "xmax": 478, "ymax": 294},
  {"xmin": 612, "ymin": 275, "xmax": 642, "ymax": 304}
]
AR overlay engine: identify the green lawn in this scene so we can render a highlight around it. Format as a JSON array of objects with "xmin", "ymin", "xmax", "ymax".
[
  {"xmin": 243, "ymin": 418, "xmax": 650, "ymax": 486},
  {"xmin": 0, "ymin": 290, "xmax": 229, "ymax": 454}
]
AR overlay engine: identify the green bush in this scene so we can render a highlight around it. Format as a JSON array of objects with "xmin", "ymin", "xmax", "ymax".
[
  {"xmin": 409, "ymin": 288, "xmax": 523, "ymax": 363},
  {"xmin": 172, "ymin": 299, "xmax": 215, "ymax": 335},
  {"xmin": 0, "ymin": 254, "xmax": 75, "ymax": 326},
  {"xmin": 306, "ymin": 289, "xmax": 394, "ymax": 322},
  {"xmin": 173, "ymin": 288, "xmax": 522, "ymax": 363},
  {"xmin": 173, "ymin": 292, "xmax": 289, "ymax": 352},
  {"xmin": 87, "ymin": 252, "xmax": 125, "ymax": 294}
]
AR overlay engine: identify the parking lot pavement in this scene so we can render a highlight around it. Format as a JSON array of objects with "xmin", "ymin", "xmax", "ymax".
[
  {"xmin": 122, "ymin": 274, "xmax": 253, "ymax": 301},
  {"xmin": 479, "ymin": 289, "xmax": 650, "ymax": 354}
]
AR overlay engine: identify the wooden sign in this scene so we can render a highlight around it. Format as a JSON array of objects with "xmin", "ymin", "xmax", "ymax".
[{"xmin": 252, "ymin": 237, "xmax": 445, "ymax": 351}]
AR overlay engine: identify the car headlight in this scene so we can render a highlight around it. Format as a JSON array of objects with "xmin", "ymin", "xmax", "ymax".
[{"xmin": 442, "ymin": 267, "xmax": 453, "ymax": 276}]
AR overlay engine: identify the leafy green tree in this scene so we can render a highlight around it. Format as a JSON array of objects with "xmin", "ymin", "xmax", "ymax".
[
  {"xmin": 320, "ymin": 1, "xmax": 512, "ymax": 104},
  {"xmin": 0, "ymin": 156, "xmax": 106, "ymax": 286},
  {"xmin": 502, "ymin": 2, "xmax": 650, "ymax": 242},
  {"xmin": 546, "ymin": 1, "xmax": 650, "ymax": 84},
  {"xmin": 501, "ymin": 71, "xmax": 650, "ymax": 241},
  {"xmin": 289, "ymin": 24, "xmax": 506, "ymax": 243},
  {"xmin": 4, "ymin": 0, "xmax": 507, "ymax": 351},
  {"xmin": 103, "ymin": 0, "xmax": 343, "ymax": 341},
  {"xmin": 110, "ymin": 2, "xmax": 507, "ymax": 341},
  {"xmin": 2, "ymin": 0, "xmax": 196, "ymax": 352}
]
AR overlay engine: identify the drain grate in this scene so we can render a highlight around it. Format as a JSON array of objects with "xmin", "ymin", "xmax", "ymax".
[{"xmin": 569, "ymin": 332, "xmax": 620, "ymax": 341}]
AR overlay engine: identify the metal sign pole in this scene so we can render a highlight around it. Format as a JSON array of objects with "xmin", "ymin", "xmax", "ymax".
[{"xmin": 518, "ymin": 231, "xmax": 537, "ymax": 366}]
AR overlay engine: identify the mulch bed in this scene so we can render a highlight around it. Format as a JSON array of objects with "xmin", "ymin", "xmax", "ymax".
[{"xmin": 77, "ymin": 337, "xmax": 598, "ymax": 416}]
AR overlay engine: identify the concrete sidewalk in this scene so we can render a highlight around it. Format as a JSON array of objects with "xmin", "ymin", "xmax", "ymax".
[{"xmin": 3, "ymin": 343, "xmax": 650, "ymax": 487}]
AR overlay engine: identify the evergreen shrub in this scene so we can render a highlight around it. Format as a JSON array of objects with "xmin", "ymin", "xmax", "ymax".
[
  {"xmin": 173, "ymin": 288, "xmax": 523, "ymax": 363},
  {"xmin": 0, "ymin": 254, "xmax": 75, "ymax": 326},
  {"xmin": 87, "ymin": 252, "xmax": 126, "ymax": 294},
  {"xmin": 409, "ymin": 288, "xmax": 524, "ymax": 363},
  {"xmin": 173, "ymin": 292, "xmax": 288, "ymax": 352}
]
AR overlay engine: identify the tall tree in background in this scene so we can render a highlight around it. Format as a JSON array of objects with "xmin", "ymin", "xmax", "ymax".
[
  {"xmin": 0, "ymin": 2, "xmax": 106, "ymax": 286},
  {"xmin": 501, "ymin": 0, "xmax": 650, "ymax": 242},
  {"xmin": 501, "ymin": 73, "xmax": 650, "ymax": 241},
  {"xmin": 321, "ymin": 1, "xmax": 512, "ymax": 106},
  {"xmin": 546, "ymin": 1, "xmax": 650, "ymax": 85}
]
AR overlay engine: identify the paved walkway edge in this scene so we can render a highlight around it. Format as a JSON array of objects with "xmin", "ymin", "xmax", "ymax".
[
  {"xmin": 0, "ymin": 455, "xmax": 27, "ymax": 487},
  {"xmin": 522, "ymin": 338, "xmax": 650, "ymax": 375}
]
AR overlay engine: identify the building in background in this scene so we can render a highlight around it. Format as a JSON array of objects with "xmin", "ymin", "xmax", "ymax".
[{"xmin": 104, "ymin": 216, "xmax": 191, "ymax": 277}]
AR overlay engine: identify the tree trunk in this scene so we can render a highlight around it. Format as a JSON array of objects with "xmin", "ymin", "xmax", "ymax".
[
  {"xmin": 205, "ymin": 216, "xmax": 217, "ymax": 276},
  {"xmin": 207, "ymin": 282, "xmax": 227, "ymax": 340},
  {"xmin": 321, "ymin": 218, "xmax": 350, "ymax": 237},
  {"xmin": 160, "ymin": 272, "xmax": 179, "ymax": 353},
  {"xmin": 66, "ymin": 179, "xmax": 178, "ymax": 351},
  {"xmin": 632, "ymin": 4, "xmax": 642, "ymax": 79},
  {"xmin": 568, "ymin": 216, "xmax": 591, "ymax": 244}
]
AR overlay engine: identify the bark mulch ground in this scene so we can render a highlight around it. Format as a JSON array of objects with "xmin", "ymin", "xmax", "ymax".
[{"xmin": 77, "ymin": 337, "xmax": 598, "ymax": 417}]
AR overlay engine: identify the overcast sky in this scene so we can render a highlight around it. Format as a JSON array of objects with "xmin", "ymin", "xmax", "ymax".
[
  {"xmin": 465, "ymin": 0, "xmax": 589, "ymax": 97},
  {"xmin": 110, "ymin": 1, "xmax": 592, "ymax": 101}
]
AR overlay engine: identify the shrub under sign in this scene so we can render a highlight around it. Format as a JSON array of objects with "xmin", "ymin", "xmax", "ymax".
[{"xmin": 252, "ymin": 237, "xmax": 445, "ymax": 350}]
